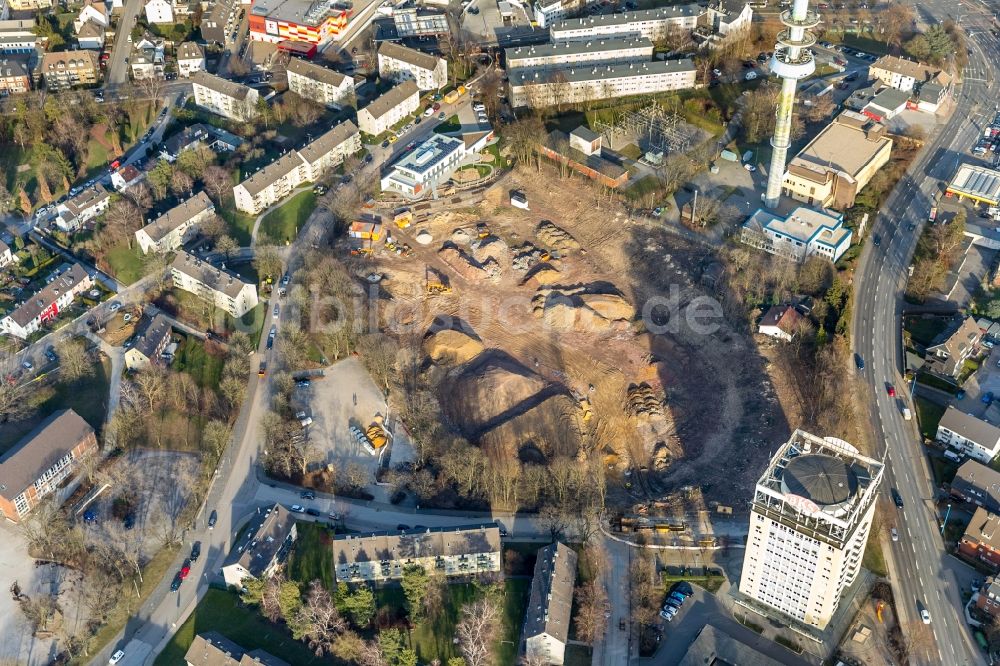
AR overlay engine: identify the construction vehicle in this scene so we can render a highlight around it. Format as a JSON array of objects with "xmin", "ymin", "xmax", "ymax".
[
  {"xmin": 366, "ymin": 422, "xmax": 388, "ymax": 450},
  {"xmin": 426, "ymin": 267, "xmax": 453, "ymax": 295},
  {"xmin": 539, "ymin": 250, "xmax": 552, "ymax": 262},
  {"xmin": 476, "ymin": 223, "xmax": 490, "ymax": 239},
  {"xmin": 579, "ymin": 397, "xmax": 593, "ymax": 423},
  {"xmin": 394, "ymin": 209, "xmax": 413, "ymax": 229}
]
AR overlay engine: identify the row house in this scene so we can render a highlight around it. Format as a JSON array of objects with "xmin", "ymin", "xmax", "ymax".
[{"xmin": 0, "ymin": 263, "xmax": 93, "ymax": 339}]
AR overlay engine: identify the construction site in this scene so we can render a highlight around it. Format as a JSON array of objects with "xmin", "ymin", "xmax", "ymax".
[{"xmin": 346, "ymin": 162, "xmax": 791, "ymax": 523}]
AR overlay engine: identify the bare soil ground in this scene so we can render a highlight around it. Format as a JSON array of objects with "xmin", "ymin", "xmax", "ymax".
[{"xmin": 368, "ymin": 166, "xmax": 790, "ymax": 508}]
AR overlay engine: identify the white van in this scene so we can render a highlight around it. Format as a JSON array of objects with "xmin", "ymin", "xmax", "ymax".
[
  {"xmin": 944, "ymin": 450, "xmax": 962, "ymax": 462},
  {"xmin": 902, "ymin": 407, "xmax": 912, "ymax": 421}
]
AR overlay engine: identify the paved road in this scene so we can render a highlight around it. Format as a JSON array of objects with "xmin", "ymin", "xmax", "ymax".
[
  {"xmin": 851, "ymin": 3, "xmax": 998, "ymax": 664},
  {"xmin": 105, "ymin": 0, "xmax": 145, "ymax": 89}
]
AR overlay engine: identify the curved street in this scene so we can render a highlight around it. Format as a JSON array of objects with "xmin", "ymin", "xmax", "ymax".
[{"xmin": 852, "ymin": 2, "xmax": 999, "ymax": 664}]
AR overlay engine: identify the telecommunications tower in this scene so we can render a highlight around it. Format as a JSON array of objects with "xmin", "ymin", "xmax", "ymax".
[{"xmin": 763, "ymin": 0, "xmax": 820, "ymax": 209}]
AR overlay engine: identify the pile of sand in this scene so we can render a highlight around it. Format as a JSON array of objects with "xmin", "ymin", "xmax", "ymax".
[
  {"xmin": 443, "ymin": 353, "xmax": 549, "ymax": 434},
  {"xmin": 536, "ymin": 221, "xmax": 580, "ymax": 253},
  {"xmin": 531, "ymin": 285, "xmax": 634, "ymax": 331},
  {"xmin": 472, "ymin": 237, "xmax": 509, "ymax": 267},
  {"xmin": 439, "ymin": 244, "xmax": 487, "ymax": 281},
  {"xmin": 452, "ymin": 228, "xmax": 472, "ymax": 244},
  {"xmin": 423, "ymin": 328, "xmax": 485, "ymax": 365},
  {"xmin": 415, "ymin": 230, "xmax": 433, "ymax": 245},
  {"xmin": 522, "ymin": 263, "xmax": 561, "ymax": 287}
]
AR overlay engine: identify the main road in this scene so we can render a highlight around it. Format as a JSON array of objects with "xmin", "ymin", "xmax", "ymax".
[{"xmin": 852, "ymin": 2, "xmax": 998, "ymax": 664}]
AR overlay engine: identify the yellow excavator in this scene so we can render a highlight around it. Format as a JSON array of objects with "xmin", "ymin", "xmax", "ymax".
[
  {"xmin": 476, "ymin": 222, "xmax": 490, "ymax": 239},
  {"xmin": 425, "ymin": 267, "xmax": 453, "ymax": 294},
  {"xmin": 394, "ymin": 210, "xmax": 413, "ymax": 229}
]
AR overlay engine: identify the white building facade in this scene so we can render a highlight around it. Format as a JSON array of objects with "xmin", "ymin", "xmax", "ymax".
[
  {"xmin": 549, "ymin": 5, "xmax": 702, "ymax": 41},
  {"xmin": 286, "ymin": 57, "xmax": 354, "ymax": 107},
  {"xmin": 380, "ymin": 134, "xmax": 468, "ymax": 198},
  {"xmin": 190, "ymin": 70, "xmax": 259, "ymax": 121},
  {"xmin": 936, "ymin": 406, "xmax": 1000, "ymax": 464},
  {"xmin": 170, "ymin": 251, "xmax": 259, "ymax": 317},
  {"xmin": 377, "ymin": 41, "xmax": 447, "ymax": 91},
  {"xmin": 738, "ymin": 430, "xmax": 883, "ymax": 629},
  {"xmin": 505, "ymin": 37, "xmax": 653, "ymax": 71},
  {"xmin": 144, "ymin": 0, "xmax": 174, "ymax": 23},
  {"xmin": 357, "ymin": 80, "xmax": 419, "ymax": 136},
  {"xmin": 509, "ymin": 59, "xmax": 696, "ymax": 108}
]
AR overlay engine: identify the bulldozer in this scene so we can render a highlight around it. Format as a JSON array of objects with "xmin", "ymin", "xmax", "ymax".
[{"xmin": 425, "ymin": 266, "xmax": 453, "ymax": 295}]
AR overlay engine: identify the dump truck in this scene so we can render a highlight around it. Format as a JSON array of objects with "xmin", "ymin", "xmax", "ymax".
[{"xmin": 393, "ymin": 209, "xmax": 413, "ymax": 229}]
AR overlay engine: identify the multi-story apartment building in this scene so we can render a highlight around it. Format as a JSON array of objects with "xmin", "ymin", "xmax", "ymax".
[
  {"xmin": 0, "ymin": 57, "xmax": 29, "ymax": 94},
  {"xmin": 960, "ymin": 507, "xmax": 1000, "ymax": 570},
  {"xmin": 54, "ymin": 183, "xmax": 110, "ymax": 232},
  {"xmin": 380, "ymin": 134, "xmax": 468, "ymax": 197},
  {"xmin": 135, "ymin": 191, "xmax": 215, "ymax": 254},
  {"xmin": 0, "ymin": 263, "xmax": 93, "ymax": 339},
  {"xmin": 0, "ymin": 410, "xmax": 97, "ymax": 523},
  {"xmin": 868, "ymin": 54, "xmax": 950, "ymax": 93},
  {"xmin": 393, "ymin": 7, "xmax": 449, "ymax": 37},
  {"xmin": 0, "ymin": 19, "xmax": 39, "ymax": 54},
  {"xmin": 925, "ymin": 316, "xmax": 982, "ymax": 378},
  {"xmin": 740, "ymin": 206, "xmax": 853, "ymax": 264},
  {"xmin": 176, "ymin": 41, "xmax": 204, "ymax": 77},
  {"xmin": 505, "ymin": 37, "xmax": 652, "ymax": 71},
  {"xmin": 38, "ymin": 50, "xmax": 99, "ymax": 90},
  {"xmin": 781, "ymin": 111, "xmax": 893, "ymax": 210},
  {"xmin": 233, "ymin": 120, "xmax": 360, "ymax": 213},
  {"xmin": 170, "ymin": 251, "xmax": 259, "ymax": 318},
  {"xmin": 7, "ymin": 0, "xmax": 53, "ymax": 10},
  {"xmin": 533, "ymin": 0, "xmax": 597, "ymax": 29},
  {"xmin": 357, "ymin": 79, "xmax": 419, "ymax": 136},
  {"xmin": 184, "ymin": 632, "xmax": 290, "ymax": 666},
  {"xmin": 286, "ymin": 57, "xmax": 354, "ymax": 107},
  {"xmin": 523, "ymin": 543, "xmax": 577, "ymax": 665},
  {"xmin": 549, "ymin": 5, "xmax": 703, "ymax": 41},
  {"xmin": 248, "ymin": 0, "xmax": 350, "ymax": 45},
  {"xmin": 190, "ymin": 70, "xmax": 259, "ymax": 121},
  {"xmin": 145, "ymin": 0, "xmax": 174, "ymax": 23},
  {"xmin": 509, "ymin": 59, "xmax": 696, "ymax": 107},
  {"xmin": 124, "ymin": 313, "xmax": 172, "ymax": 370},
  {"xmin": 738, "ymin": 430, "xmax": 883, "ymax": 628},
  {"xmin": 0, "ymin": 240, "xmax": 15, "ymax": 268},
  {"xmin": 222, "ymin": 503, "xmax": 297, "ymax": 587},
  {"xmin": 951, "ymin": 459, "xmax": 1000, "ymax": 514},
  {"xmin": 377, "ymin": 41, "xmax": 447, "ymax": 91},
  {"xmin": 936, "ymin": 406, "xmax": 1000, "ymax": 465},
  {"xmin": 201, "ymin": 0, "xmax": 239, "ymax": 44},
  {"xmin": 332, "ymin": 524, "xmax": 501, "ymax": 583}
]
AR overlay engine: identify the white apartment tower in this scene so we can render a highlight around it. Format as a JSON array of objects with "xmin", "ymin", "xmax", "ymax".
[{"xmin": 739, "ymin": 430, "xmax": 883, "ymax": 628}]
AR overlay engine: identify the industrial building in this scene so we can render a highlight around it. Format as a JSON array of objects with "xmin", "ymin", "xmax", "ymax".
[
  {"xmin": 248, "ymin": 0, "xmax": 351, "ymax": 46},
  {"xmin": 781, "ymin": 111, "xmax": 893, "ymax": 210},
  {"xmin": 741, "ymin": 206, "xmax": 852, "ymax": 263},
  {"xmin": 947, "ymin": 164, "xmax": 1000, "ymax": 207},
  {"xmin": 508, "ymin": 59, "xmax": 696, "ymax": 108},
  {"xmin": 504, "ymin": 37, "xmax": 653, "ymax": 71},
  {"xmin": 738, "ymin": 430, "xmax": 883, "ymax": 628}
]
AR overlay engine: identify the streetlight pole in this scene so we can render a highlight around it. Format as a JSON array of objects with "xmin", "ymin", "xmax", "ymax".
[{"xmin": 941, "ymin": 503, "xmax": 952, "ymax": 536}]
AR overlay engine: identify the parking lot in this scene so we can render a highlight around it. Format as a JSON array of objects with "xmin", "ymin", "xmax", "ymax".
[{"xmin": 293, "ymin": 357, "xmax": 415, "ymax": 487}]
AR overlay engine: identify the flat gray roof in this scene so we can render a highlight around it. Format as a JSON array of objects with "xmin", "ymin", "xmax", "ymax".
[
  {"xmin": 948, "ymin": 164, "xmax": 1000, "ymax": 204},
  {"xmin": 509, "ymin": 58, "xmax": 695, "ymax": 86},
  {"xmin": 551, "ymin": 5, "xmax": 703, "ymax": 32},
  {"xmin": 505, "ymin": 37, "xmax": 652, "ymax": 64}
]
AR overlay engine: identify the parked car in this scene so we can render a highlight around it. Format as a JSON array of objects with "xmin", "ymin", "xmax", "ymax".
[
  {"xmin": 891, "ymin": 527, "xmax": 898, "ymax": 541},
  {"xmin": 290, "ymin": 504, "xmax": 305, "ymax": 513},
  {"xmin": 273, "ymin": 304, "xmax": 280, "ymax": 318},
  {"xmin": 83, "ymin": 509, "xmax": 97, "ymax": 523},
  {"xmin": 123, "ymin": 514, "xmax": 135, "ymax": 530},
  {"xmin": 305, "ymin": 508, "xmax": 321, "ymax": 517},
  {"xmin": 179, "ymin": 562, "xmax": 191, "ymax": 579},
  {"xmin": 300, "ymin": 489, "xmax": 316, "ymax": 500},
  {"xmin": 108, "ymin": 302, "xmax": 121, "ymax": 312},
  {"xmin": 170, "ymin": 573, "xmax": 182, "ymax": 591},
  {"xmin": 190, "ymin": 541, "xmax": 201, "ymax": 562},
  {"xmin": 21, "ymin": 360, "xmax": 32, "ymax": 371},
  {"xmin": 921, "ymin": 609, "xmax": 931, "ymax": 624},
  {"xmin": 208, "ymin": 510, "xmax": 218, "ymax": 528},
  {"xmin": 109, "ymin": 650, "xmax": 126, "ymax": 665}
]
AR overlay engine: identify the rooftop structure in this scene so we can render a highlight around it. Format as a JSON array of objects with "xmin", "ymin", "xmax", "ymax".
[
  {"xmin": 170, "ymin": 250, "xmax": 259, "ymax": 317},
  {"xmin": 508, "ymin": 59, "xmax": 696, "ymax": 107},
  {"xmin": 739, "ymin": 430, "xmax": 883, "ymax": 627},
  {"xmin": 951, "ymin": 459, "xmax": 1000, "ymax": 514},
  {"xmin": 549, "ymin": 5, "xmax": 704, "ymax": 41},
  {"xmin": 221, "ymin": 503, "xmax": 298, "ymax": 587},
  {"xmin": 741, "ymin": 206, "xmax": 852, "ymax": 263},
  {"xmin": 504, "ymin": 37, "xmax": 653, "ymax": 71},
  {"xmin": 678, "ymin": 624, "xmax": 807, "ymax": 666},
  {"xmin": 249, "ymin": 0, "xmax": 351, "ymax": 46},
  {"xmin": 947, "ymin": 164, "xmax": 1000, "ymax": 207},
  {"xmin": 960, "ymin": 506, "xmax": 1000, "ymax": 570},
  {"xmin": 523, "ymin": 542, "xmax": 577, "ymax": 665},
  {"xmin": 184, "ymin": 631, "xmax": 291, "ymax": 666}
]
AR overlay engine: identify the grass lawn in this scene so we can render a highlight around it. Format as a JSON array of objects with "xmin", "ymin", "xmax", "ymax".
[
  {"xmin": 435, "ymin": 114, "xmax": 461, "ymax": 133},
  {"xmin": 0, "ymin": 356, "xmax": 112, "ymax": 454},
  {"xmin": 930, "ymin": 455, "xmax": 960, "ymax": 485},
  {"xmin": 84, "ymin": 135, "xmax": 112, "ymax": 179},
  {"xmin": 287, "ymin": 521, "xmax": 337, "ymax": 589},
  {"xmin": 173, "ymin": 335, "xmax": 225, "ymax": 389},
  {"xmin": 259, "ymin": 190, "xmax": 317, "ymax": 244},
  {"xmin": 625, "ymin": 175, "xmax": 662, "ymax": 202},
  {"xmin": 662, "ymin": 573, "xmax": 725, "ymax": 594},
  {"xmin": 840, "ymin": 34, "xmax": 891, "ymax": 56},
  {"xmin": 905, "ymin": 316, "xmax": 949, "ymax": 347},
  {"xmin": 105, "ymin": 243, "xmax": 146, "ymax": 285},
  {"xmin": 862, "ymin": 530, "xmax": 887, "ymax": 577},
  {"xmin": 375, "ymin": 579, "xmax": 529, "ymax": 664},
  {"xmin": 916, "ymin": 372, "xmax": 958, "ymax": 394},
  {"xmin": 220, "ymin": 202, "xmax": 258, "ymax": 246},
  {"xmin": 914, "ymin": 396, "xmax": 947, "ymax": 441},
  {"xmin": 154, "ymin": 588, "xmax": 330, "ymax": 666}
]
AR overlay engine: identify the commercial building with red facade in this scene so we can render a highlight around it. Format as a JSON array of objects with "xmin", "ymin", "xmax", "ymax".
[{"xmin": 248, "ymin": 0, "xmax": 350, "ymax": 46}]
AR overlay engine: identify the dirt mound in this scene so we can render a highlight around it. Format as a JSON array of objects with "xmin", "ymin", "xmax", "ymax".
[
  {"xmin": 423, "ymin": 328, "xmax": 485, "ymax": 365},
  {"xmin": 536, "ymin": 221, "xmax": 580, "ymax": 253},
  {"xmin": 531, "ymin": 285, "xmax": 634, "ymax": 331},
  {"xmin": 472, "ymin": 237, "xmax": 509, "ymax": 267},
  {"xmin": 523, "ymin": 263, "xmax": 561, "ymax": 287},
  {"xmin": 441, "ymin": 352, "xmax": 551, "ymax": 433},
  {"xmin": 439, "ymin": 244, "xmax": 487, "ymax": 281},
  {"xmin": 478, "ymin": 392, "xmax": 582, "ymax": 461}
]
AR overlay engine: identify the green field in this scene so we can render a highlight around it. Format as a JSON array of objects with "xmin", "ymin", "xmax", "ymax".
[
  {"xmin": 287, "ymin": 521, "xmax": 337, "ymax": 589},
  {"xmin": 914, "ymin": 396, "xmax": 947, "ymax": 441},
  {"xmin": 173, "ymin": 335, "xmax": 225, "ymax": 389},
  {"xmin": 905, "ymin": 316, "xmax": 949, "ymax": 347},
  {"xmin": 154, "ymin": 588, "xmax": 330, "ymax": 666},
  {"xmin": 862, "ymin": 530, "xmax": 887, "ymax": 577},
  {"xmin": 105, "ymin": 243, "xmax": 146, "ymax": 285},
  {"xmin": 259, "ymin": 190, "xmax": 317, "ymax": 245},
  {"xmin": 220, "ymin": 205, "xmax": 257, "ymax": 246}
]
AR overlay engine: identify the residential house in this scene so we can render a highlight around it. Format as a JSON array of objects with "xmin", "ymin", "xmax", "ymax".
[
  {"xmin": 170, "ymin": 251, "xmax": 259, "ymax": 318},
  {"xmin": 0, "ymin": 57, "xmax": 29, "ymax": 95},
  {"xmin": 537, "ymin": 126, "xmax": 629, "ymax": 189},
  {"xmin": 145, "ymin": 0, "xmax": 174, "ymax": 24},
  {"xmin": 233, "ymin": 120, "xmax": 360, "ymax": 213},
  {"xmin": 863, "ymin": 87, "xmax": 909, "ymax": 122},
  {"xmin": 740, "ymin": 206, "xmax": 853, "ymax": 263},
  {"xmin": 960, "ymin": 506, "xmax": 1000, "ymax": 570},
  {"xmin": 508, "ymin": 59, "xmax": 696, "ymax": 107},
  {"xmin": 176, "ymin": 41, "xmax": 204, "ymax": 77},
  {"xmin": 951, "ymin": 459, "xmax": 1000, "ymax": 514},
  {"xmin": 131, "ymin": 39, "xmax": 166, "ymax": 80},
  {"xmin": 780, "ymin": 110, "xmax": 893, "ymax": 210},
  {"xmin": 917, "ymin": 81, "xmax": 948, "ymax": 114},
  {"xmin": 380, "ymin": 134, "xmax": 468, "ymax": 198},
  {"xmin": 0, "ymin": 19, "xmax": 40, "ymax": 55},
  {"xmin": 533, "ymin": 0, "xmax": 598, "ymax": 29},
  {"xmin": 135, "ymin": 191, "xmax": 215, "ymax": 254},
  {"xmin": 357, "ymin": 79, "xmax": 419, "ymax": 136},
  {"xmin": 332, "ymin": 523, "xmax": 501, "ymax": 583},
  {"xmin": 54, "ymin": 183, "xmax": 110, "ymax": 232},
  {"xmin": 159, "ymin": 123, "xmax": 243, "ymax": 162},
  {"xmin": 377, "ymin": 41, "xmax": 447, "ymax": 91},
  {"xmin": 758, "ymin": 304, "xmax": 806, "ymax": 342},
  {"xmin": 110, "ymin": 165, "xmax": 145, "ymax": 192},
  {"xmin": 0, "ymin": 410, "xmax": 97, "ymax": 523},
  {"xmin": 523, "ymin": 542, "xmax": 577, "ymax": 666},
  {"xmin": 0, "ymin": 264, "xmax": 93, "ymax": 339},
  {"xmin": 936, "ymin": 406, "xmax": 1000, "ymax": 465},
  {"xmin": 38, "ymin": 51, "xmax": 99, "ymax": 90},
  {"xmin": 184, "ymin": 631, "xmax": 290, "ymax": 666},
  {"xmin": 221, "ymin": 503, "xmax": 297, "ymax": 587},
  {"xmin": 0, "ymin": 240, "xmax": 16, "ymax": 268},
  {"xmin": 201, "ymin": 0, "xmax": 239, "ymax": 44},
  {"xmin": 925, "ymin": 316, "xmax": 981, "ymax": 378},
  {"xmin": 976, "ymin": 577, "xmax": 1000, "ymax": 620},
  {"xmin": 73, "ymin": 0, "xmax": 108, "ymax": 34},
  {"xmin": 190, "ymin": 70, "xmax": 259, "ymax": 121},
  {"xmin": 76, "ymin": 20, "xmax": 104, "ymax": 50},
  {"xmin": 678, "ymin": 625, "xmax": 791, "ymax": 666},
  {"xmin": 286, "ymin": 57, "xmax": 354, "ymax": 107},
  {"xmin": 124, "ymin": 313, "xmax": 172, "ymax": 370},
  {"xmin": 868, "ymin": 54, "xmax": 951, "ymax": 94}
]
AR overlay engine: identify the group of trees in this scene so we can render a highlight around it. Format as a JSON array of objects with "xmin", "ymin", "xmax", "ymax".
[
  {"xmin": 907, "ymin": 209, "xmax": 967, "ymax": 302},
  {"xmin": 904, "ymin": 20, "xmax": 967, "ymax": 69}
]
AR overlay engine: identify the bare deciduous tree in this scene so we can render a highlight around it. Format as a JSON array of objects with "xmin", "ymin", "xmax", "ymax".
[{"xmin": 456, "ymin": 598, "xmax": 501, "ymax": 666}]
